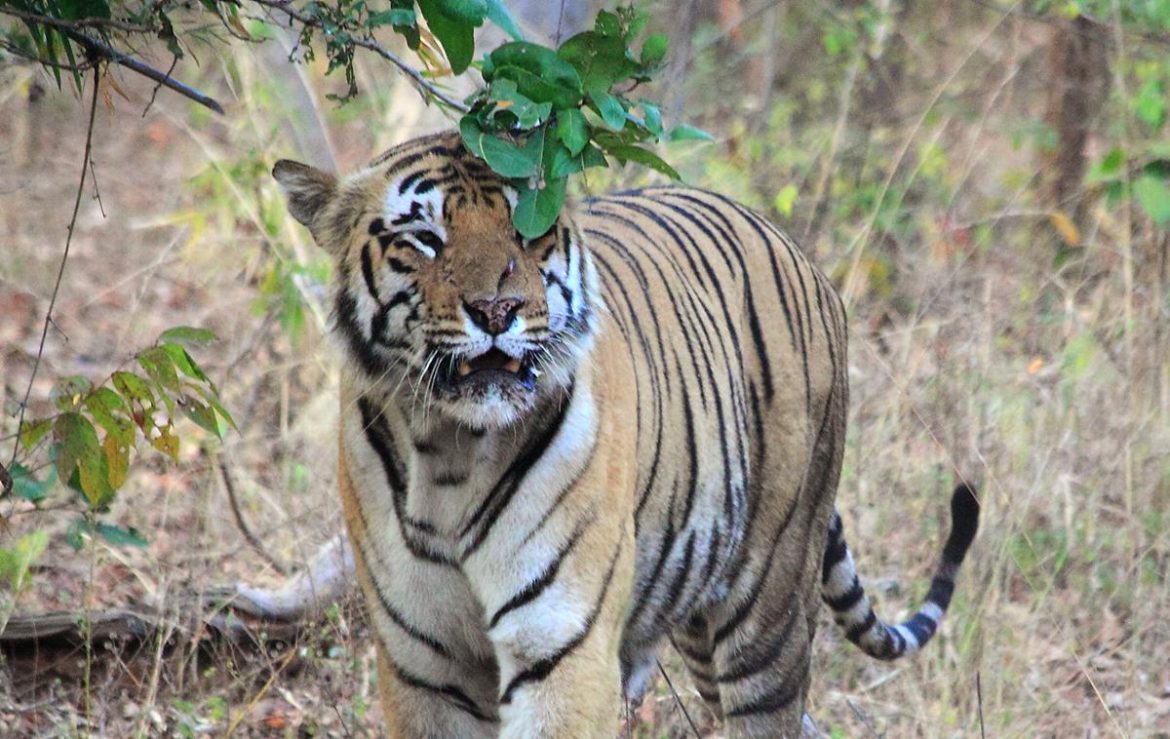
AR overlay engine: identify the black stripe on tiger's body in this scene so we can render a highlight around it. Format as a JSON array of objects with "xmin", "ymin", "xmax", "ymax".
[{"xmin": 273, "ymin": 130, "xmax": 980, "ymax": 738}]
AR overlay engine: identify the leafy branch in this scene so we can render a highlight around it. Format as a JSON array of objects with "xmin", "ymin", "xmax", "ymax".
[
  {"xmin": 9, "ymin": 327, "xmax": 235, "ymax": 546},
  {"xmin": 2, "ymin": 1, "xmax": 711, "ymax": 237}
]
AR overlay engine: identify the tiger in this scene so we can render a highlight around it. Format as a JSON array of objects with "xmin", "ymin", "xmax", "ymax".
[{"xmin": 271, "ymin": 130, "xmax": 978, "ymax": 738}]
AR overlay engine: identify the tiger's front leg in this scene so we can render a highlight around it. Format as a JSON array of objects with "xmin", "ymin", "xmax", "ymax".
[
  {"xmin": 339, "ymin": 446, "xmax": 501, "ymax": 738},
  {"xmin": 462, "ymin": 512, "xmax": 635, "ymax": 739}
]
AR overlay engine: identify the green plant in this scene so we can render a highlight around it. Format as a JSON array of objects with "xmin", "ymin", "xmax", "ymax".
[
  {"xmin": 6, "ymin": 327, "xmax": 233, "ymax": 549},
  {"xmin": 459, "ymin": 7, "xmax": 710, "ymax": 236}
]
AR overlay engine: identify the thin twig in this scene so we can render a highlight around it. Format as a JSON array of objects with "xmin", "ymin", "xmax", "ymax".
[
  {"xmin": 656, "ymin": 658, "xmax": 702, "ymax": 738},
  {"xmin": 5, "ymin": 65, "xmax": 102, "ymax": 486},
  {"xmin": 218, "ymin": 457, "xmax": 289, "ymax": 576},
  {"xmin": 142, "ymin": 55, "xmax": 179, "ymax": 117}
]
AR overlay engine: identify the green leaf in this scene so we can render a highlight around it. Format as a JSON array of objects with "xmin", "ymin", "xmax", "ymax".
[
  {"xmin": 487, "ymin": 42, "xmax": 583, "ymax": 102},
  {"xmin": 490, "ymin": 65, "xmax": 583, "ymax": 108},
  {"xmin": 1134, "ymin": 78, "xmax": 1167, "ymax": 129},
  {"xmin": 1088, "ymin": 147, "xmax": 1125, "ymax": 183},
  {"xmin": 54, "ymin": 412, "xmax": 113, "ymax": 507},
  {"xmin": 113, "ymin": 370, "xmax": 156, "ymax": 432},
  {"xmin": 460, "ymin": 118, "xmax": 544, "ymax": 178},
  {"xmin": 547, "ymin": 143, "xmax": 607, "ymax": 179},
  {"xmin": 594, "ymin": 10, "xmax": 621, "ymax": 37},
  {"xmin": 54, "ymin": 413, "xmax": 97, "ymax": 483},
  {"xmin": 668, "ymin": 124, "xmax": 714, "ymax": 142},
  {"xmin": 8, "ymin": 462, "xmax": 55, "ymax": 504},
  {"xmin": 590, "ymin": 91, "xmax": 627, "ymax": 131},
  {"xmin": 640, "ymin": 33, "xmax": 668, "ymax": 68},
  {"xmin": 158, "ymin": 326, "xmax": 217, "ymax": 347},
  {"xmin": 547, "ymin": 142, "xmax": 582, "ymax": 179},
  {"xmin": 137, "ymin": 347, "xmax": 181, "ymax": 393},
  {"xmin": 180, "ymin": 396, "xmax": 221, "ymax": 437},
  {"xmin": 602, "ymin": 144, "xmax": 681, "ymax": 180},
  {"xmin": 555, "ymin": 108, "xmax": 589, "ymax": 156},
  {"xmin": 161, "ymin": 343, "xmax": 210, "ymax": 383},
  {"xmin": 774, "ymin": 184, "xmax": 798, "ymax": 218},
  {"xmin": 18, "ymin": 418, "xmax": 53, "ymax": 450},
  {"xmin": 191, "ymin": 383, "xmax": 237, "ymax": 432},
  {"xmin": 638, "ymin": 101, "xmax": 663, "ymax": 137},
  {"xmin": 558, "ymin": 31, "xmax": 634, "ymax": 93},
  {"xmin": 417, "ymin": 0, "xmax": 476, "ymax": 73},
  {"xmin": 488, "ymin": 79, "xmax": 553, "ymax": 128},
  {"xmin": 483, "ymin": 0, "xmax": 524, "ymax": 41},
  {"xmin": 513, "ymin": 178, "xmax": 566, "ymax": 239},
  {"xmin": 51, "ymin": 375, "xmax": 93, "ymax": 411},
  {"xmin": 1134, "ymin": 174, "xmax": 1170, "ymax": 225},
  {"xmin": 95, "ymin": 523, "xmax": 148, "ymax": 548},
  {"xmin": 85, "ymin": 387, "xmax": 134, "ymax": 445},
  {"xmin": 433, "ymin": 0, "xmax": 488, "ymax": 24}
]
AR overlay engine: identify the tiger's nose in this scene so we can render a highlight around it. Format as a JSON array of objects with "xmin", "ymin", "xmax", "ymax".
[{"xmin": 464, "ymin": 296, "xmax": 525, "ymax": 335}]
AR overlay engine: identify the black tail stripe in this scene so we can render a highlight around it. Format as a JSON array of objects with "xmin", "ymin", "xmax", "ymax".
[
  {"xmin": 823, "ymin": 577, "xmax": 864, "ymax": 612},
  {"xmin": 925, "ymin": 575, "xmax": 957, "ymax": 608},
  {"xmin": 845, "ymin": 610, "xmax": 877, "ymax": 643}
]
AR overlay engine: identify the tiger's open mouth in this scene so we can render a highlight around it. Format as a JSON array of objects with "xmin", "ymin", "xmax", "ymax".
[{"xmin": 439, "ymin": 348, "xmax": 538, "ymax": 392}]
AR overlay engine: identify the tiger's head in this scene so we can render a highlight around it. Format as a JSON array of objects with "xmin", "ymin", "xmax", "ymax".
[{"xmin": 273, "ymin": 132, "xmax": 598, "ymax": 430}]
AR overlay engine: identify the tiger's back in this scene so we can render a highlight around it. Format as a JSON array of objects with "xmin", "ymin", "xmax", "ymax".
[{"xmin": 273, "ymin": 132, "xmax": 976, "ymax": 738}]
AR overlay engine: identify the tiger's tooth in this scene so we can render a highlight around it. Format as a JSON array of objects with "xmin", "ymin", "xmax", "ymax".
[
  {"xmin": 458, "ymin": 362, "xmax": 473, "ymax": 377},
  {"xmin": 504, "ymin": 358, "xmax": 522, "ymax": 373}
]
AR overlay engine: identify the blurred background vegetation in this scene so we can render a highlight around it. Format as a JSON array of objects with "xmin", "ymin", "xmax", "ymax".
[{"xmin": 1, "ymin": 0, "xmax": 1169, "ymax": 736}]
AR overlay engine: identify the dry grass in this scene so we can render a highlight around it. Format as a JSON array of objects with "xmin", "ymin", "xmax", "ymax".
[{"xmin": 2, "ymin": 5, "xmax": 1169, "ymax": 737}]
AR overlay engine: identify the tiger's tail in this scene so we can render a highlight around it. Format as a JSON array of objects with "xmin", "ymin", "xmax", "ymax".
[{"xmin": 821, "ymin": 484, "xmax": 979, "ymax": 660}]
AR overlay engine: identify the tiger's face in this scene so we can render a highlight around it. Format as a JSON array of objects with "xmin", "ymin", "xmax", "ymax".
[{"xmin": 274, "ymin": 134, "xmax": 596, "ymax": 430}]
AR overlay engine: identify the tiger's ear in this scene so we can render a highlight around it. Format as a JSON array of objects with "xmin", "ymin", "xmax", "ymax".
[{"xmin": 272, "ymin": 159, "xmax": 337, "ymax": 236}]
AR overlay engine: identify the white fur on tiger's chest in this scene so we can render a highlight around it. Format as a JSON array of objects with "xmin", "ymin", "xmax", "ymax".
[{"xmin": 402, "ymin": 420, "xmax": 517, "ymax": 536}]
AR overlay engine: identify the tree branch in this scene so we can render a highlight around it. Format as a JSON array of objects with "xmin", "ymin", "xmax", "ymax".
[
  {"xmin": 251, "ymin": 0, "xmax": 470, "ymax": 113},
  {"xmin": 65, "ymin": 29, "xmax": 226, "ymax": 114}
]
